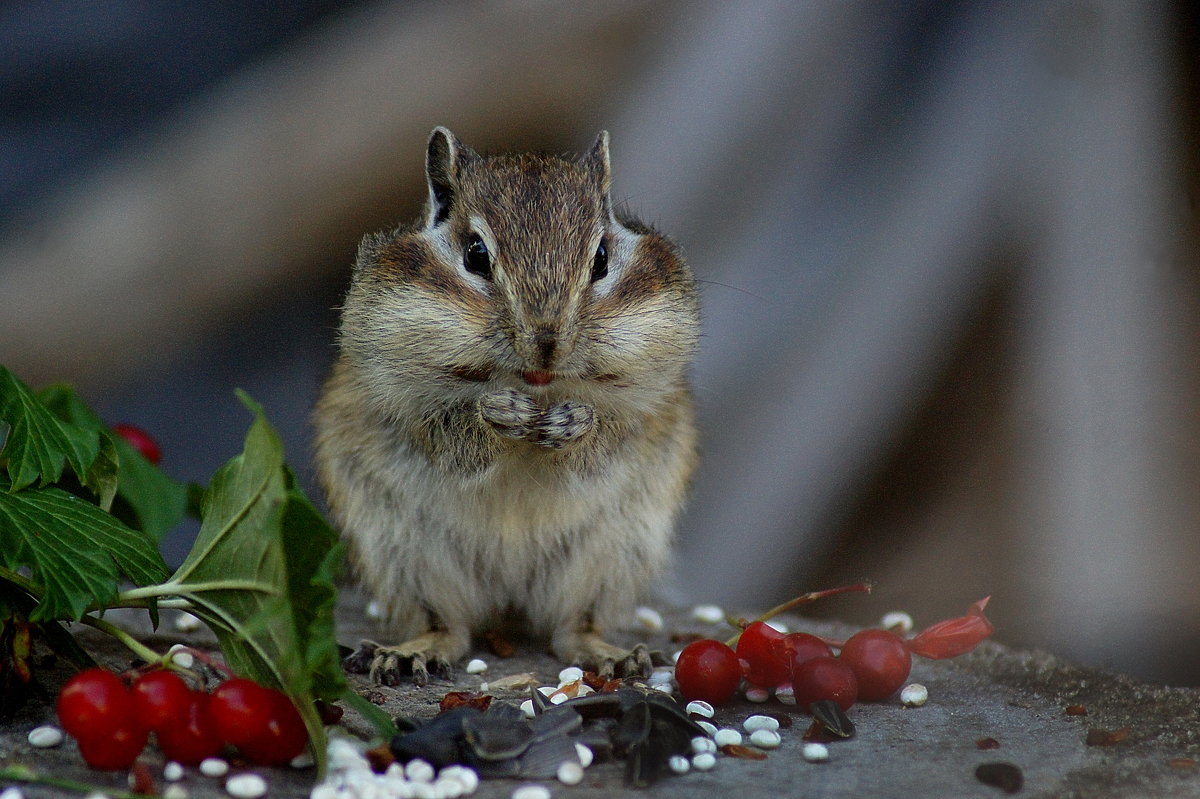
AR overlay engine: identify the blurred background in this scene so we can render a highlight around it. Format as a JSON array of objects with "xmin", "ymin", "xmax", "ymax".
[{"xmin": 2, "ymin": 0, "xmax": 1198, "ymax": 685}]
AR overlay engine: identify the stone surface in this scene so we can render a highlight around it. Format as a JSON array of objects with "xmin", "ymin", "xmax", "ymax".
[{"xmin": 2, "ymin": 593, "xmax": 1199, "ymax": 798}]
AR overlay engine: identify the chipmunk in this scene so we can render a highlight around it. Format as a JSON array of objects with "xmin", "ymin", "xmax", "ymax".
[{"xmin": 312, "ymin": 127, "xmax": 699, "ymax": 684}]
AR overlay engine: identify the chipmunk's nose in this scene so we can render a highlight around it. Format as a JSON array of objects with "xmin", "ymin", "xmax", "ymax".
[{"xmin": 532, "ymin": 330, "xmax": 558, "ymax": 368}]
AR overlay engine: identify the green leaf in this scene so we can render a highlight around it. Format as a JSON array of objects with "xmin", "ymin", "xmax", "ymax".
[
  {"xmin": 36, "ymin": 385, "xmax": 187, "ymax": 540},
  {"xmin": 0, "ymin": 367, "xmax": 99, "ymax": 492},
  {"xmin": 171, "ymin": 392, "xmax": 344, "ymax": 774},
  {"xmin": 0, "ymin": 479, "xmax": 170, "ymax": 621}
]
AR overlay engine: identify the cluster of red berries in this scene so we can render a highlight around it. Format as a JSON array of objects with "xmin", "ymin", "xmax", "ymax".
[
  {"xmin": 674, "ymin": 597, "xmax": 994, "ymax": 710},
  {"xmin": 56, "ymin": 668, "xmax": 307, "ymax": 771}
]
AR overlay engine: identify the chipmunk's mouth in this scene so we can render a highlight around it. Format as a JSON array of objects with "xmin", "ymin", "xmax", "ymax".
[{"xmin": 521, "ymin": 369, "xmax": 555, "ymax": 386}]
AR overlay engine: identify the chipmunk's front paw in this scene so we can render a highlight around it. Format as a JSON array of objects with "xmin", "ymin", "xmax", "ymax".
[
  {"xmin": 531, "ymin": 401, "xmax": 594, "ymax": 449},
  {"xmin": 479, "ymin": 388, "xmax": 540, "ymax": 441},
  {"xmin": 343, "ymin": 633, "xmax": 465, "ymax": 686}
]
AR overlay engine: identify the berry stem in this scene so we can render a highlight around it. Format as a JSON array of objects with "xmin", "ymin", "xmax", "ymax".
[
  {"xmin": 724, "ymin": 583, "xmax": 872, "ymax": 648},
  {"xmin": 76, "ymin": 613, "xmax": 162, "ymax": 666}
]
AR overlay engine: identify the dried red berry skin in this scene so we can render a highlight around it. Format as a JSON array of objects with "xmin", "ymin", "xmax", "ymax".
[
  {"xmin": 675, "ymin": 639, "xmax": 742, "ymax": 706},
  {"xmin": 907, "ymin": 596, "xmax": 994, "ymax": 659},
  {"xmin": 838, "ymin": 629, "xmax": 911, "ymax": 701}
]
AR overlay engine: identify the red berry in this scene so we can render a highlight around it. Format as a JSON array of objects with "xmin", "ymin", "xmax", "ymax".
[
  {"xmin": 112, "ymin": 423, "xmax": 162, "ymax": 465},
  {"xmin": 205, "ymin": 678, "xmax": 275, "ymax": 748},
  {"xmin": 156, "ymin": 691, "xmax": 223, "ymax": 765},
  {"xmin": 76, "ymin": 721, "xmax": 148, "ymax": 771},
  {"xmin": 131, "ymin": 670, "xmax": 191, "ymax": 732},
  {"xmin": 783, "ymin": 632, "xmax": 834, "ymax": 677},
  {"xmin": 56, "ymin": 668, "xmax": 137, "ymax": 740},
  {"xmin": 675, "ymin": 639, "xmax": 743, "ymax": 705},
  {"xmin": 735, "ymin": 621, "xmax": 790, "ymax": 688},
  {"xmin": 237, "ymin": 690, "xmax": 308, "ymax": 765},
  {"xmin": 838, "ymin": 629, "xmax": 912, "ymax": 701},
  {"xmin": 792, "ymin": 655, "xmax": 858, "ymax": 712}
]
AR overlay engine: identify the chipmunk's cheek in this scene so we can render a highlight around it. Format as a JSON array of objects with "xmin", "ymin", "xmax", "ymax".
[
  {"xmin": 521, "ymin": 369, "xmax": 555, "ymax": 386},
  {"xmin": 451, "ymin": 366, "xmax": 492, "ymax": 382}
]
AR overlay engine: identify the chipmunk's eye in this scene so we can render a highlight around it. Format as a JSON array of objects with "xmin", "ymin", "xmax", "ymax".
[
  {"xmin": 591, "ymin": 238, "xmax": 609, "ymax": 282},
  {"xmin": 464, "ymin": 234, "xmax": 492, "ymax": 279}
]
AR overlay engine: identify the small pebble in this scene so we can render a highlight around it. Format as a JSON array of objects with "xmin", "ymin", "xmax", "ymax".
[
  {"xmin": 900, "ymin": 683, "xmax": 929, "ymax": 707},
  {"xmin": 691, "ymin": 604, "xmax": 725, "ymax": 624},
  {"xmin": 556, "ymin": 761, "xmax": 584, "ymax": 785},
  {"xmin": 575, "ymin": 743, "xmax": 594, "ymax": 769},
  {"xmin": 225, "ymin": 773, "xmax": 268, "ymax": 799},
  {"xmin": 881, "ymin": 610, "xmax": 914, "ymax": 633},
  {"xmin": 465, "ymin": 658, "xmax": 488, "ymax": 674},
  {"xmin": 27, "ymin": 725, "xmax": 63, "ymax": 748},
  {"xmin": 742, "ymin": 714, "xmax": 779, "ymax": 733},
  {"xmin": 691, "ymin": 736, "xmax": 717, "ymax": 755},
  {"xmin": 199, "ymin": 757, "xmax": 228, "ymax": 777},
  {"xmin": 692, "ymin": 752, "xmax": 717, "ymax": 771},
  {"xmin": 775, "ymin": 683, "xmax": 796, "ymax": 705},
  {"xmin": 164, "ymin": 761, "xmax": 185, "ymax": 781},
  {"xmin": 696, "ymin": 720, "xmax": 718, "ymax": 737},
  {"xmin": 802, "ymin": 742, "xmax": 830, "ymax": 762},
  {"xmin": 173, "ymin": 611, "xmax": 202, "ymax": 632},
  {"xmin": 163, "ymin": 785, "xmax": 188, "ymax": 799},
  {"xmin": 749, "ymin": 729, "xmax": 782, "ymax": 749},
  {"xmin": 744, "ymin": 686, "xmax": 770, "ymax": 703},
  {"xmin": 685, "ymin": 699, "xmax": 715, "ymax": 718},
  {"xmin": 557, "ymin": 666, "xmax": 584, "ymax": 684},
  {"xmin": 407, "ymin": 759, "xmax": 436, "ymax": 783},
  {"xmin": 511, "ymin": 785, "xmax": 552, "ymax": 799},
  {"xmin": 520, "ymin": 699, "xmax": 536, "ymax": 719},
  {"xmin": 634, "ymin": 606, "xmax": 664, "ymax": 631},
  {"xmin": 668, "ymin": 754, "xmax": 690, "ymax": 774},
  {"xmin": 713, "ymin": 728, "xmax": 743, "ymax": 747}
]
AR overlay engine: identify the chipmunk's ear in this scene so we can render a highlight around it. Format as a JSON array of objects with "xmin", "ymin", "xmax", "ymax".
[
  {"xmin": 579, "ymin": 131, "xmax": 612, "ymax": 195},
  {"xmin": 426, "ymin": 127, "xmax": 479, "ymax": 226}
]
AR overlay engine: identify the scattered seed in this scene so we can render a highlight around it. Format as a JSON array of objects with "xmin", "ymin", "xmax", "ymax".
[
  {"xmin": 634, "ymin": 606, "xmax": 664, "ymax": 631},
  {"xmin": 975, "ymin": 762, "xmax": 1023, "ymax": 793},
  {"xmin": 764, "ymin": 620, "xmax": 788, "ymax": 633},
  {"xmin": 976, "ymin": 737, "xmax": 1001, "ymax": 750},
  {"xmin": 880, "ymin": 611, "xmax": 914, "ymax": 633},
  {"xmin": 166, "ymin": 644, "xmax": 194, "ymax": 669},
  {"xmin": 686, "ymin": 700, "xmax": 715, "ymax": 718},
  {"xmin": 575, "ymin": 743, "xmax": 594, "ymax": 768},
  {"xmin": 0, "ymin": 789, "xmax": 23, "ymax": 799},
  {"xmin": 557, "ymin": 666, "xmax": 584, "ymax": 684},
  {"xmin": 692, "ymin": 604, "xmax": 725, "ymax": 624},
  {"xmin": 224, "ymin": 773, "xmax": 268, "ymax": 799},
  {"xmin": 692, "ymin": 737, "xmax": 717, "ymax": 755},
  {"xmin": 1086, "ymin": 727, "xmax": 1130, "ymax": 746},
  {"xmin": 1065, "ymin": 704, "xmax": 1088, "ymax": 716},
  {"xmin": 713, "ymin": 729, "xmax": 743, "ymax": 747},
  {"xmin": 520, "ymin": 699, "xmax": 536, "ymax": 719},
  {"xmin": 802, "ymin": 742, "xmax": 829, "ymax": 763},
  {"xmin": 720, "ymin": 744, "xmax": 767, "ymax": 760},
  {"xmin": 199, "ymin": 757, "xmax": 228, "ymax": 777},
  {"xmin": 744, "ymin": 686, "xmax": 770, "ymax": 703},
  {"xmin": 173, "ymin": 611, "xmax": 202, "ymax": 632},
  {"xmin": 27, "ymin": 725, "xmax": 63, "ymax": 748},
  {"xmin": 749, "ymin": 729, "xmax": 782, "ymax": 749},
  {"xmin": 164, "ymin": 761, "xmax": 185, "ymax": 781},
  {"xmin": 442, "ymin": 765, "xmax": 480, "ymax": 793},
  {"xmin": 692, "ymin": 752, "xmax": 717, "ymax": 771},
  {"xmin": 743, "ymin": 715, "xmax": 779, "ymax": 733},
  {"xmin": 466, "ymin": 658, "xmax": 488, "ymax": 674},
  {"xmin": 900, "ymin": 683, "xmax": 928, "ymax": 707},
  {"xmin": 668, "ymin": 754, "xmax": 691, "ymax": 774},
  {"xmin": 289, "ymin": 750, "xmax": 316, "ymax": 769},
  {"xmin": 511, "ymin": 784, "xmax": 552, "ymax": 799},
  {"xmin": 810, "ymin": 700, "xmax": 855, "ymax": 739},
  {"xmin": 696, "ymin": 720, "xmax": 717, "ymax": 737},
  {"xmin": 163, "ymin": 784, "xmax": 188, "ymax": 799},
  {"xmin": 775, "ymin": 683, "xmax": 797, "ymax": 705},
  {"xmin": 406, "ymin": 758, "xmax": 436, "ymax": 782},
  {"xmin": 556, "ymin": 760, "xmax": 584, "ymax": 785},
  {"xmin": 671, "ymin": 650, "xmax": 684, "ymax": 664}
]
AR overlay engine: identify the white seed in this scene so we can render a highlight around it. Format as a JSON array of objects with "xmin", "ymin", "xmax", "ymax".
[
  {"xmin": 27, "ymin": 725, "xmax": 63, "ymax": 748},
  {"xmin": 366, "ymin": 600, "xmax": 384, "ymax": 619},
  {"xmin": 691, "ymin": 604, "xmax": 725, "ymax": 624},
  {"xmin": 775, "ymin": 683, "xmax": 797, "ymax": 705},
  {"xmin": 764, "ymin": 620, "xmax": 788, "ymax": 633},
  {"xmin": 652, "ymin": 683, "xmax": 673, "ymax": 694},
  {"xmin": 412, "ymin": 782, "xmax": 439, "ymax": 799},
  {"xmin": 440, "ymin": 765, "xmax": 480, "ymax": 793},
  {"xmin": 667, "ymin": 754, "xmax": 690, "ymax": 774},
  {"xmin": 634, "ymin": 606, "xmax": 664, "ymax": 631},
  {"xmin": 163, "ymin": 785, "xmax": 188, "ymax": 799},
  {"xmin": 290, "ymin": 749, "xmax": 316, "ymax": 769},
  {"xmin": 881, "ymin": 610, "xmax": 914, "ymax": 633},
  {"xmin": 199, "ymin": 757, "xmax": 228, "ymax": 777},
  {"xmin": 309, "ymin": 785, "xmax": 338, "ymax": 799},
  {"xmin": 436, "ymin": 775, "xmax": 467, "ymax": 798},
  {"xmin": 173, "ymin": 611, "xmax": 202, "ymax": 632},
  {"xmin": 648, "ymin": 667, "xmax": 675, "ymax": 686},
  {"xmin": 696, "ymin": 720, "xmax": 718, "ymax": 737},
  {"xmin": 749, "ymin": 729, "xmax": 782, "ymax": 749},
  {"xmin": 550, "ymin": 691, "xmax": 569, "ymax": 704},
  {"xmin": 802, "ymin": 742, "xmax": 830, "ymax": 762},
  {"xmin": 671, "ymin": 649, "xmax": 683, "ymax": 664},
  {"xmin": 557, "ymin": 666, "xmax": 583, "ymax": 684},
  {"xmin": 328, "ymin": 738, "xmax": 369, "ymax": 772},
  {"xmin": 0, "ymin": 788, "xmax": 24, "ymax": 799},
  {"xmin": 225, "ymin": 773, "xmax": 268, "ymax": 799},
  {"xmin": 900, "ymin": 683, "xmax": 929, "ymax": 707},
  {"xmin": 692, "ymin": 752, "xmax": 717, "ymax": 771},
  {"xmin": 407, "ymin": 759, "xmax": 436, "ymax": 782},
  {"xmin": 742, "ymin": 714, "xmax": 779, "ymax": 733},
  {"xmin": 574, "ymin": 742, "xmax": 594, "ymax": 768},
  {"xmin": 685, "ymin": 699, "xmax": 715, "ymax": 718},
  {"xmin": 556, "ymin": 761, "xmax": 584, "ymax": 785},
  {"xmin": 167, "ymin": 644, "xmax": 194, "ymax": 669},
  {"xmin": 713, "ymin": 728, "xmax": 742, "ymax": 747},
  {"xmin": 465, "ymin": 658, "xmax": 488, "ymax": 674},
  {"xmin": 520, "ymin": 699, "xmax": 536, "ymax": 718},
  {"xmin": 537, "ymin": 686, "xmax": 556, "ymax": 696},
  {"xmin": 164, "ymin": 761, "xmax": 185, "ymax": 781},
  {"xmin": 691, "ymin": 736, "xmax": 717, "ymax": 755},
  {"xmin": 511, "ymin": 785, "xmax": 552, "ymax": 799},
  {"xmin": 744, "ymin": 686, "xmax": 770, "ymax": 703}
]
